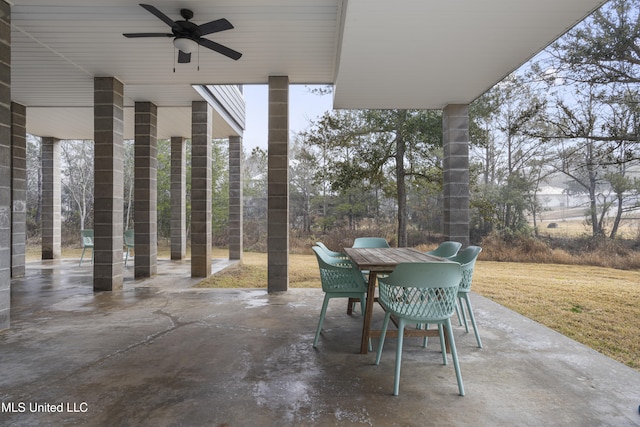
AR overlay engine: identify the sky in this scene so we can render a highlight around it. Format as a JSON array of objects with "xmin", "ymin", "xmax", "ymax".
[{"xmin": 241, "ymin": 84, "xmax": 334, "ymax": 150}]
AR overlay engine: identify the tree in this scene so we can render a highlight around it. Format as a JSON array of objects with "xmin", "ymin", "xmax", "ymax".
[
  {"xmin": 548, "ymin": 0, "xmax": 640, "ymax": 87},
  {"xmin": 536, "ymin": 0, "xmax": 640, "ymax": 237},
  {"xmin": 469, "ymin": 74, "xmax": 551, "ymax": 236},
  {"xmin": 123, "ymin": 140, "xmax": 135, "ymax": 231},
  {"xmin": 25, "ymin": 135, "xmax": 43, "ymax": 238},
  {"xmin": 60, "ymin": 140, "xmax": 94, "ymax": 231},
  {"xmin": 289, "ymin": 135, "xmax": 318, "ymax": 233},
  {"xmin": 302, "ymin": 110, "xmax": 378, "ymax": 231},
  {"xmin": 243, "ymin": 147, "xmax": 267, "ymax": 250},
  {"xmin": 156, "ymin": 138, "xmax": 172, "ymax": 239},
  {"xmin": 211, "ymin": 139, "xmax": 229, "ymax": 245},
  {"xmin": 302, "ymin": 109, "xmax": 442, "ymax": 246}
]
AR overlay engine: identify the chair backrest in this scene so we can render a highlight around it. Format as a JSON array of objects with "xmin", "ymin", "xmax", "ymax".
[
  {"xmin": 449, "ymin": 246, "xmax": 482, "ymax": 292},
  {"xmin": 378, "ymin": 262, "xmax": 462, "ymax": 321},
  {"xmin": 426, "ymin": 241, "xmax": 462, "ymax": 258},
  {"xmin": 315, "ymin": 242, "xmax": 346, "ymax": 258},
  {"xmin": 124, "ymin": 229, "xmax": 134, "ymax": 247},
  {"xmin": 81, "ymin": 229, "xmax": 94, "ymax": 248},
  {"xmin": 312, "ymin": 246, "xmax": 367, "ymax": 293},
  {"xmin": 352, "ymin": 237, "xmax": 390, "ymax": 248}
]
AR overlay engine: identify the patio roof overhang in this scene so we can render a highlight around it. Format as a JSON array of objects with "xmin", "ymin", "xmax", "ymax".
[{"xmin": 10, "ymin": 0, "xmax": 607, "ymax": 140}]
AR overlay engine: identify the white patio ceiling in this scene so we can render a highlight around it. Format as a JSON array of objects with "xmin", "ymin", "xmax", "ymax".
[{"xmin": 10, "ymin": 0, "xmax": 607, "ymax": 140}]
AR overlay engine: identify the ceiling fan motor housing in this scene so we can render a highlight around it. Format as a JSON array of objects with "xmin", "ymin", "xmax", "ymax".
[{"xmin": 180, "ymin": 8, "xmax": 194, "ymax": 20}]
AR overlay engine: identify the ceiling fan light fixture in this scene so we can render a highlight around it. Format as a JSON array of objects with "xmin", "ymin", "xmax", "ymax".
[{"xmin": 173, "ymin": 37, "xmax": 198, "ymax": 54}]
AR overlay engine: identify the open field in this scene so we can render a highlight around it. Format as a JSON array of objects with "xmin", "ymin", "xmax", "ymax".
[{"xmin": 534, "ymin": 208, "xmax": 640, "ymax": 239}]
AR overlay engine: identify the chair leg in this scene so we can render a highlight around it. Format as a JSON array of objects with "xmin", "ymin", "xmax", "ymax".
[
  {"xmin": 313, "ymin": 294, "xmax": 331, "ymax": 347},
  {"xmin": 421, "ymin": 323, "xmax": 430, "ymax": 348},
  {"xmin": 362, "ymin": 293, "xmax": 372, "ymax": 352},
  {"xmin": 392, "ymin": 318, "xmax": 406, "ymax": 396},
  {"xmin": 79, "ymin": 248, "xmax": 86, "ymax": 266},
  {"xmin": 375, "ymin": 311, "xmax": 392, "ymax": 365},
  {"xmin": 462, "ymin": 293, "xmax": 483, "ymax": 348},
  {"xmin": 445, "ymin": 318, "xmax": 465, "ymax": 396},
  {"xmin": 458, "ymin": 296, "xmax": 469, "ymax": 332},
  {"xmin": 437, "ymin": 324, "xmax": 447, "ymax": 365},
  {"xmin": 455, "ymin": 300, "xmax": 463, "ymax": 326}
]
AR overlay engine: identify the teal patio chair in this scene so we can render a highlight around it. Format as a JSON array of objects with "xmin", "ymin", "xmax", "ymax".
[
  {"xmin": 449, "ymin": 246, "xmax": 483, "ymax": 348},
  {"xmin": 316, "ymin": 242, "xmax": 365, "ymax": 316},
  {"xmin": 352, "ymin": 237, "xmax": 390, "ymax": 248},
  {"xmin": 124, "ymin": 229, "xmax": 134, "ymax": 267},
  {"xmin": 375, "ymin": 262, "xmax": 464, "ymax": 396},
  {"xmin": 352, "ymin": 237, "xmax": 391, "ymax": 280},
  {"xmin": 312, "ymin": 246, "xmax": 368, "ymax": 348},
  {"xmin": 79, "ymin": 229, "xmax": 94, "ymax": 266},
  {"xmin": 426, "ymin": 241, "xmax": 462, "ymax": 258},
  {"xmin": 315, "ymin": 242, "xmax": 349, "ymax": 260}
]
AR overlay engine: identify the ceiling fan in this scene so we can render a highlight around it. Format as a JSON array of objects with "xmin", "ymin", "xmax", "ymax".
[{"xmin": 123, "ymin": 3, "xmax": 242, "ymax": 63}]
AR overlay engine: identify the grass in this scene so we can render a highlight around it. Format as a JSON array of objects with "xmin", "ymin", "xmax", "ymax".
[
  {"xmin": 472, "ymin": 261, "xmax": 640, "ymax": 371},
  {"xmin": 196, "ymin": 251, "xmax": 640, "ymax": 372},
  {"xmin": 194, "ymin": 252, "xmax": 320, "ymax": 288}
]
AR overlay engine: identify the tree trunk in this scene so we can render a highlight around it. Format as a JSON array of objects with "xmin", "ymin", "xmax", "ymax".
[
  {"xmin": 396, "ymin": 133, "xmax": 407, "ymax": 247},
  {"xmin": 609, "ymin": 193, "xmax": 624, "ymax": 239}
]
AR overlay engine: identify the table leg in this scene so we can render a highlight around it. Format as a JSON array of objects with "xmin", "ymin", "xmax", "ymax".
[{"xmin": 360, "ymin": 272, "xmax": 378, "ymax": 354}]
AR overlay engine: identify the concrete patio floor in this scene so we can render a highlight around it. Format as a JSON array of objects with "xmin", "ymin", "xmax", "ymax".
[{"xmin": 2, "ymin": 259, "xmax": 639, "ymax": 426}]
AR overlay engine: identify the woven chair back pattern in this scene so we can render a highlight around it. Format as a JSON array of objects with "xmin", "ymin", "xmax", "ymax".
[
  {"xmin": 379, "ymin": 282, "xmax": 458, "ymax": 320},
  {"xmin": 318, "ymin": 267, "xmax": 364, "ymax": 293},
  {"xmin": 377, "ymin": 262, "xmax": 461, "ymax": 321},
  {"xmin": 450, "ymin": 246, "xmax": 482, "ymax": 292},
  {"xmin": 312, "ymin": 246, "xmax": 366, "ymax": 294}
]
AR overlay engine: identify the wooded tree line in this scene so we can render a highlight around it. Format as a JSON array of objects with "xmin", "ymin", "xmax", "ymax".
[{"xmin": 24, "ymin": 0, "xmax": 640, "ymax": 247}]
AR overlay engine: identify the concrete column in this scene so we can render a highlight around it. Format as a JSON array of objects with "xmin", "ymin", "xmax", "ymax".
[
  {"xmin": 443, "ymin": 104, "xmax": 470, "ymax": 247},
  {"xmin": 41, "ymin": 137, "xmax": 61, "ymax": 260},
  {"xmin": 93, "ymin": 77, "xmax": 124, "ymax": 291},
  {"xmin": 229, "ymin": 135, "xmax": 243, "ymax": 260},
  {"xmin": 133, "ymin": 102, "xmax": 158, "ymax": 277},
  {"xmin": 11, "ymin": 103, "xmax": 27, "ymax": 278},
  {"xmin": 267, "ymin": 76, "xmax": 289, "ymax": 292},
  {"xmin": 0, "ymin": 0, "xmax": 11, "ymax": 330},
  {"xmin": 191, "ymin": 101, "xmax": 212, "ymax": 277},
  {"xmin": 170, "ymin": 136, "xmax": 187, "ymax": 260}
]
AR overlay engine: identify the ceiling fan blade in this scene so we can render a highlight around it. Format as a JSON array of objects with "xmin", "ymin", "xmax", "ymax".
[
  {"xmin": 123, "ymin": 33, "xmax": 173, "ymax": 38},
  {"xmin": 178, "ymin": 50, "xmax": 191, "ymax": 63},
  {"xmin": 139, "ymin": 3, "xmax": 178, "ymax": 29},
  {"xmin": 197, "ymin": 38, "xmax": 242, "ymax": 60},
  {"xmin": 197, "ymin": 19, "xmax": 234, "ymax": 36}
]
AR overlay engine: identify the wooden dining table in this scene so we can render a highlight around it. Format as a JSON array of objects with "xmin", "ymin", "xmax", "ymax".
[{"xmin": 343, "ymin": 247, "xmax": 452, "ymax": 354}]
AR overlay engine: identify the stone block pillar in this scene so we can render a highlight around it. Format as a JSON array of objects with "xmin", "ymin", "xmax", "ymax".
[
  {"xmin": 229, "ymin": 135, "xmax": 243, "ymax": 260},
  {"xmin": 11, "ymin": 102, "xmax": 26, "ymax": 278},
  {"xmin": 93, "ymin": 77, "xmax": 124, "ymax": 291},
  {"xmin": 41, "ymin": 137, "xmax": 61, "ymax": 260},
  {"xmin": 170, "ymin": 136, "xmax": 187, "ymax": 260},
  {"xmin": 133, "ymin": 102, "xmax": 157, "ymax": 277},
  {"xmin": 191, "ymin": 101, "xmax": 212, "ymax": 277},
  {"xmin": 267, "ymin": 76, "xmax": 289, "ymax": 292},
  {"xmin": 443, "ymin": 104, "xmax": 470, "ymax": 247},
  {"xmin": 0, "ymin": 0, "xmax": 10, "ymax": 330}
]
